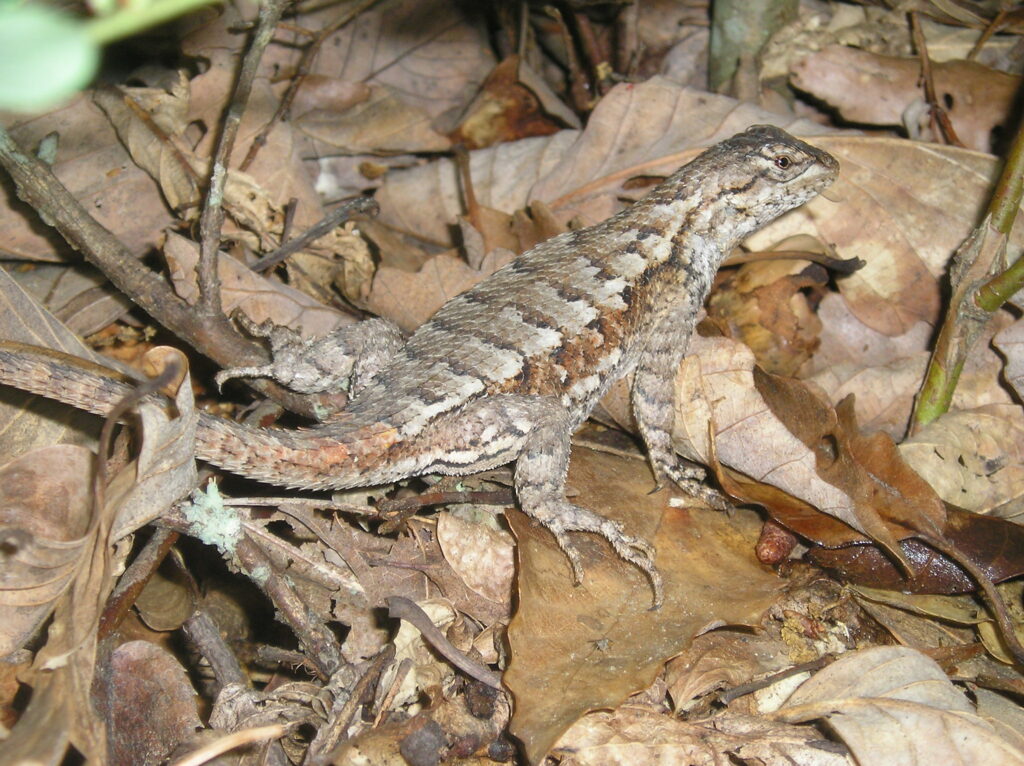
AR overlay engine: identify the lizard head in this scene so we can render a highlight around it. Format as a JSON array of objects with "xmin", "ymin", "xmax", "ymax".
[{"xmin": 704, "ymin": 124, "xmax": 840, "ymax": 234}]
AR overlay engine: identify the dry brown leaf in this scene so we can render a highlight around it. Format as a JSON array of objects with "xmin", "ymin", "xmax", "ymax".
[
  {"xmin": 664, "ymin": 630, "xmax": 792, "ymax": 713},
  {"xmin": 0, "ymin": 269, "xmax": 119, "ymax": 464},
  {"xmin": 94, "ymin": 641, "xmax": 201, "ymax": 765},
  {"xmin": 451, "ymin": 55, "xmax": 572, "ymax": 150},
  {"xmin": 296, "ymin": 84, "xmax": 452, "ymax": 155},
  {"xmin": 1, "ymin": 95, "xmax": 173, "ymax": 262},
  {"xmin": 673, "ymin": 335, "xmax": 945, "ymax": 552},
  {"xmin": 706, "ymin": 252, "xmax": 826, "ymax": 376},
  {"xmin": 309, "ymin": 0, "xmax": 494, "ymax": 135},
  {"xmin": 791, "ymin": 47, "xmax": 1018, "ymax": 152},
  {"xmin": 93, "ymin": 80, "xmax": 199, "ymax": 211},
  {"xmin": 554, "ymin": 708, "xmax": 853, "ymax": 766},
  {"xmin": 505, "ymin": 448, "xmax": 784, "ymax": 764},
  {"xmin": 366, "ymin": 248, "xmax": 516, "ymax": 332},
  {"xmin": 435, "ymin": 511, "xmax": 514, "ymax": 606}
]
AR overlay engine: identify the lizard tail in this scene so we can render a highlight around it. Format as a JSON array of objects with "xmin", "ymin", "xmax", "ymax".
[{"xmin": 0, "ymin": 343, "xmax": 411, "ymax": 492}]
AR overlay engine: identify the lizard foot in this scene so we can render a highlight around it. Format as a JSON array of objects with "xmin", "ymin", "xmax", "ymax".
[
  {"xmin": 655, "ymin": 459, "xmax": 732, "ymax": 512},
  {"xmin": 542, "ymin": 503, "xmax": 664, "ymax": 609}
]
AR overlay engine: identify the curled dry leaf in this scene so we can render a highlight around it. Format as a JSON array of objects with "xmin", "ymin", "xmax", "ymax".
[
  {"xmin": 450, "ymin": 55, "xmax": 575, "ymax": 150},
  {"xmin": 106, "ymin": 346, "xmax": 200, "ymax": 541},
  {"xmin": 705, "ymin": 251, "xmax": 827, "ymax": 376},
  {"xmin": 777, "ymin": 646, "xmax": 1024, "ymax": 766},
  {"xmin": 664, "ymin": 630, "xmax": 792, "ymax": 713},
  {"xmin": 673, "ymin": 335, "xmax": 946, "ymax": 555},
  {"xmin": 0, "ymin": 445, "xmax": 94, "ymax": 656},
  {"xmin": 900, "ymin": 404, "xmax": 1024, "ymax": 516},
  {"xmin": 809, "ymin": 505, "xmax": 1024, "ymax": 594}
]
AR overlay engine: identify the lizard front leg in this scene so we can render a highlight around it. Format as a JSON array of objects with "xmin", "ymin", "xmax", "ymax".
[{"xmin": 631, "ymin": 311, "xmax": 729, "ymax": 511}]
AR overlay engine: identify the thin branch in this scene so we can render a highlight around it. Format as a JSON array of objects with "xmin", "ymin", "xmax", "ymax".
[
  {"xmin": 250, "ymin": 197, "xmax": 379, "ymax": 272},
  {"xmin": 910, "ymin": 115, "xmax": 1024, "ymax": 429},
  {"xmin": 197, "ymin": 0, "xmax": 287, "ymax": 317}
]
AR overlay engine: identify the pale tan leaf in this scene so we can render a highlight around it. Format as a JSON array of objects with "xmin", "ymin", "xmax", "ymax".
[
  {"xmin": 555, "ymin": 709, "xmax": 853, "ymax": 766},
  {"xmin": 899, "ymin": 403, "xmax": 1024, "ymax": 515},
  {"xmin": 775, "ymin": 647, "xmax": 1024, "ymax": 765},
  {"xmin": 435, "ymin": 511, "xmax": 514, "ymax": 606},
  {"xmin": 784, "ymin": 698, "xmax": 1024, "ymax": 766},
  {"xmin": 783, "ymin": 646, "xmax": 973, "ymax": 711},
  {"xmin": 673, "ymin": 335, "xmax": 860, "ymax": 532}
]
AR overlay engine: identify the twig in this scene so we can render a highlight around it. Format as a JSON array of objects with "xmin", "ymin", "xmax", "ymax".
[
  {"xmin": 386, "ymin": 596, "xmax": 503, "ymax": 689},
  {"xmin": 718, "ymin": 655, "xmax": 834, "ymax": 704},
  {"xmin": 250, "ymin": 197, "xmax": 379, "ymax": 271},
  {"xmin": 170, "ymin": 724, "xmax": 287, "ymax": 766},
  {"xmin": 182, "ymin": 609, "xmax": 249, "ymax": 689},
  {"xmin": 967, "ymin": 9, "xmax": 1008, "ymax": 61},
  {"xmin": 197, "ymin": 0, "xmax": 287, "ymax": 317},
  {"xmin": 235, "ymin": 532, "xmax": 344, "ymax": 678},
  {"xmin": 910, "ymin": 117, "xmax": 1024, "ymax": 429},
  {"xmin": 306, "ymin": 645, "xmax": 396, "ymax": 764},
  {"xmin": 99, "ymin": 528, "xmax": 180, "ymax": 639},
  {"xmin": 909, "ymin": 12, "xmax": 964, "ymax": 148}
]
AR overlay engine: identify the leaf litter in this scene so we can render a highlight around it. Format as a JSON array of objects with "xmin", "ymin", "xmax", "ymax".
[{"xmin": 1, "ymin": 1, "xmax": 1024, "ymax": 764}]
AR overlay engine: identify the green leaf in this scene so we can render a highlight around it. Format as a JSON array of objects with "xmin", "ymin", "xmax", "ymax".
[{"xmin": 0, "ymin": 6, "xmax": 100, "ymax": 113}]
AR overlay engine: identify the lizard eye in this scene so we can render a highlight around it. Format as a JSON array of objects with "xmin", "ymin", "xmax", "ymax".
[{"xmin": 774, "ymin": 154, "xmax": 793, "ymax": 170}]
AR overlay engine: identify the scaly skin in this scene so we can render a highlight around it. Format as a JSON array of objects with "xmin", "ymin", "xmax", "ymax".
[{"xmin": 0, "ymin": 126, "xmax": 839, "ymax": 606}]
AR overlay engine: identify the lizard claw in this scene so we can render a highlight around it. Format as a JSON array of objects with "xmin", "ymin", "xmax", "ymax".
[{"xmin": 543, "ymin": 505, "xmax": 664, "ymax": 609}]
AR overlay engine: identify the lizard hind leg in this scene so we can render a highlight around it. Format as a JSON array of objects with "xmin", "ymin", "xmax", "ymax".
[{"xmin": 508, "ymin": 398, "xmax": 664, "ymax": 609}]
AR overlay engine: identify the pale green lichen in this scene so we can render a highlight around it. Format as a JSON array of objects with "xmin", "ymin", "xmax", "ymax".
[{"xmin": 182, "ymin": 481, "xmax": 241, "ymax": 555}]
